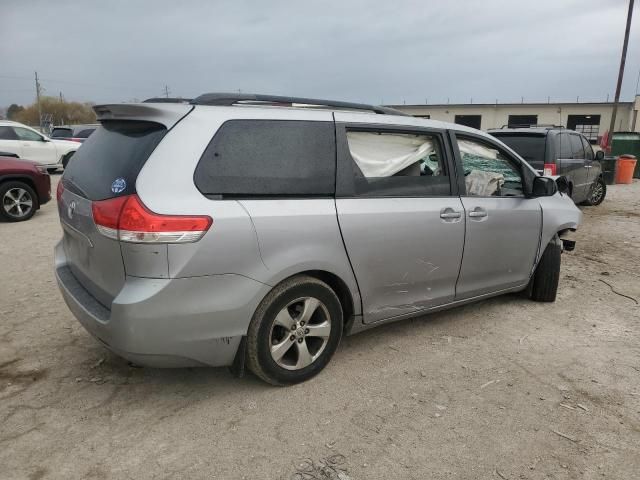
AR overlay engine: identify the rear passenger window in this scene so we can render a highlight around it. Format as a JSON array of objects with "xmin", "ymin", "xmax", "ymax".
[
  {"xmin": 569, "ymin": 135, "xmax": 585, "ymax": 159},
  {"xmin": 194, "ymin": 120, "xmax": 335, "ymax": 197},
  {"xmin": 558, "ymin": 133, "xmax": 573, "ymax": 158},
  {"xmin": 581, "ymin": 136, "xmax": 594, "ymax": 160},
  {"xmin": 344, "ymin": 130, "xmax": 450, "ymax": 197}
]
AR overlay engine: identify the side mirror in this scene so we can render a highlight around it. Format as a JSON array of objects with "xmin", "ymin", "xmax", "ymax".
[
  {"xmin": 595, "ymin": 150, "xmax": 605, "ymax": 161},
  {"xmin": 531, "ymin": 176, "xmax": 558, "ymax": 197}
]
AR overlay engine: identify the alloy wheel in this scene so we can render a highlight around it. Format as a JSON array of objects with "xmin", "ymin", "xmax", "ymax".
[
  {"xmin": 2, "ymin": 188, "xmax": 33, "ymax": 219},
  {"xmin": 269, "ymin": 296, "xmax": 331, "ymax": 370}
]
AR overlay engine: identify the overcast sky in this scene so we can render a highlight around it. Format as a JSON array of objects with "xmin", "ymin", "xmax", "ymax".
[{"xmin": 1, "ymin": 0, "xmax": 639, "ymax": 107}]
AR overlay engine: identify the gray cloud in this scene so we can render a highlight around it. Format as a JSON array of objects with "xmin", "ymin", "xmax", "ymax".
[{"xmin": 1, "ymin": 0, "xmax": 638, "ymax": 107}]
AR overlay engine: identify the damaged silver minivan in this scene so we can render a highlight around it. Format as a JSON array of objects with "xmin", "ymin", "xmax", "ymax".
[{"xmin": 55, "ymin": 93, "xmax": 581, "ymax": 385}]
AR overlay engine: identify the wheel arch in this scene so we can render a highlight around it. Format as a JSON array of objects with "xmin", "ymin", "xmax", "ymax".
[
  {"xmin": 0, "ymin": 176, "xmax": 40, "ymax": 208},
  {"xmin": 302, "ymin": 270, "xmax": 355, "ymax": 331}
]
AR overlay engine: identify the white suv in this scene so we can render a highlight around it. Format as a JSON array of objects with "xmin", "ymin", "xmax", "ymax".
[{"xmin": 0, "ymin": 120, "xmax": 81, "ymax": 171}]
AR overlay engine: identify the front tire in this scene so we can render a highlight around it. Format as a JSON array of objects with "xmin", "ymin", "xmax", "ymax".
[
  {"xmin": 0, "ymin": 181, "xmax": 37, "ymax": 222},
  {"xmin": 246, "ymin": 275, "xmax": 343, "ymax": 386},
  {"xmin": 529, "ymin": 238, "xmax": 561, "ymax": 302},
  {"xmin": 583, "ymin": 177, "xmax": 606, "ymax": 206}
]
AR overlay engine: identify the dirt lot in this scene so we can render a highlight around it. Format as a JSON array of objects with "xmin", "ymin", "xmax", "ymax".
[{"xmin": 1, "ymin": 176, "xmax": 639, "ymax": 480}]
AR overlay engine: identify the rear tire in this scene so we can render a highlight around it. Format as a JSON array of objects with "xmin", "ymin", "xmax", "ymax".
[
  {"xmin": 246, "ymin": 275, "xmax": 343, "ymax": 386},
  {"xmin": 529, "ymin": 238, "xmax": 561, "ymax": 302},
  {"xmin": 582, "ymin": 177, "xmax": 606, "ymax": 206},
  {"xmin": 0, "ymin": 181, "xmax": 37, "ymax": 222}
]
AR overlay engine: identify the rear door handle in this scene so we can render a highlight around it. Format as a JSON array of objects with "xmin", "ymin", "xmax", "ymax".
[{"xmin": 469, "ymin": 207, "xmax": 488, "ymax": 218}]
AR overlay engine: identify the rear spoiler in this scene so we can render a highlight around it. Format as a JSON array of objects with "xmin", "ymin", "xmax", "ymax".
[{"xmin": 92, "ymin": 103, "xmax": 194, "ymax": 129}]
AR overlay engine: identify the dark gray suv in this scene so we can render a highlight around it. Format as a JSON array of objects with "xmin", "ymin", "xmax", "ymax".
[{"xmin": 489, "ymin": 127, "xmax": 606, "ymax": 206}]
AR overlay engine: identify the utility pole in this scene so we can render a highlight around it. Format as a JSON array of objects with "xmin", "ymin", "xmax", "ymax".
[
  {"xmin": 163, "ymin": 85, "xmax": 170, "ymax": 98},
  {"xmin": 607, "ymin": 0, "xmax": 635, "ymax": 151},
  {"xmin": 35, "ymin": 71, "xmax": 42, "ymax": 129}
]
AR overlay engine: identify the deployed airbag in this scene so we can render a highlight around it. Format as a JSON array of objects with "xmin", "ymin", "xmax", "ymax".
[{"xmin": 347, "ymin": 132, "xmax": 435, "ymax": 177}]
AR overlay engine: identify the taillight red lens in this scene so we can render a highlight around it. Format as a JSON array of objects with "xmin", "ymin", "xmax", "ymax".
[
  {"xmin": 56, "ymin": 181, "xmax": 64, "ymax": 202},
  {"xmin": 543, "ymin": 163, "xmax": 557, "ymax": 176},
  {"xmin": 92, "ymin": 194, "xmax": 212, "ymax": 243},
  {"xmin": 92, "ymin": 196, "xmax": 129, "ymax": 235}
]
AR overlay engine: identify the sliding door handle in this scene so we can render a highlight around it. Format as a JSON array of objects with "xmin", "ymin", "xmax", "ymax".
[{"xmin": 469, "ymin": 207, "xmax": 488, "ymax": 218}]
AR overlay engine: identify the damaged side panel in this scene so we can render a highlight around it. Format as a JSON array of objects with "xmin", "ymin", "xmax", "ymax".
[
  {"xmin": 336, "ymin": 197, "xmax": 465, "ymax": 324},
  {"xmin": 537, "ymin": 193, "xmax": 582, "ymax": 262}
]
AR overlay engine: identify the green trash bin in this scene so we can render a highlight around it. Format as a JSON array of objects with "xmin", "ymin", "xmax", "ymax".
[
  {"xmin": 601, "ymin": 156, "xmax": 618, "ymax": 185},
  {"xmin": 611, "ymin": 132, "xmax": 640, "ymax": 178}
]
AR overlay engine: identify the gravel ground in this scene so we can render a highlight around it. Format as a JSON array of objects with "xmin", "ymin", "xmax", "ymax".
[{"xmin": 1, "ymin": 175, "xmax": 639, "ymax": 480}]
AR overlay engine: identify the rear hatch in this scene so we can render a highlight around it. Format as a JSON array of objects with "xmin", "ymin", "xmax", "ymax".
[{"xmin": 58, "ymin": 103, "xmax": 192, "ymax": 307}]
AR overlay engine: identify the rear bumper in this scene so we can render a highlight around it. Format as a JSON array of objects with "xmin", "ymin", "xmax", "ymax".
[{"xmin": 54, "ymin": 241, "xmax": 270, "ymax": 367}]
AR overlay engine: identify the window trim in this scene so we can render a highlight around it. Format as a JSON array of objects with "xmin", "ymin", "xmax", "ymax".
[
  {"xmin": 335, "ymin": 122, "xmax": 458, "ymax": 199},
  {"xmin": 449, "ymin": 130, "xmax": 536, "ymax": 198}
]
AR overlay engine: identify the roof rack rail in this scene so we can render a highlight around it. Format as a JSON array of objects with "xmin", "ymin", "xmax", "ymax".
[
  {"xmin": 190, "ymin": 92, "xmax": 409, "ymax": 116},
  {"xmin": 500, "ymin": 124, "xmax": 565, "ymax": 129},
  {"xmin": 143, "ymin": 97, "xmax": 193, "ymax": 104}
]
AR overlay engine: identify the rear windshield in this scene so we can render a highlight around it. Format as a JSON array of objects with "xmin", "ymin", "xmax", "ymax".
[
  {"xmin": 63, "ymin": 120, "xmax": 166, "ymax": 200},
  {"xmin": 51, "ymin": 128, "xmax": 72, "ymax": 138},
  {"xmin": 491, "ymin": 134, "xmax": 546, "ymax": 165}
]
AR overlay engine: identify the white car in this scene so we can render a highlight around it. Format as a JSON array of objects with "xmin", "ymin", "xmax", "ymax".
[{"xmin": 0, "ymin": 120, "xmax": 81, "ymax": 171}]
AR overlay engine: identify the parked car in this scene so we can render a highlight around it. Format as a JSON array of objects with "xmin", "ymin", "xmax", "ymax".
[
  {"xmin": 489, "ymin": 126, "xmax": 606, "ymax": 206},
  {"xmin": 0, "ymin": 155, "xmax": 51, "ymax": 221},
  {"xmin": 0, "ymin": 121, "xmax": 81, "ymax": 172},
  {"xmin": 50, "ymin": 124, "xmax": 99, "ymax": 144},
  {"xmin": 55, "ymin": 94, "xmax": 581, "ymax": 385}
]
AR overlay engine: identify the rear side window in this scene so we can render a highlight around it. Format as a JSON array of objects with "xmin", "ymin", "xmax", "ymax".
[
  {"xmin": 194, "ymin": 120, "xmax": 335, "ymax": 197},
  {"xmin": 51, "ymin": 128, "xmax": 72, "ymax": 138},
  {"xmin": 63, "ymin": 121, "xmax": 166, "ymax": 200},
  {"xmin": 490, "ymin": 134, "xmax": 545, "ymax": 166},
  {"xmin": 0, "ymin": 126, "xmax": 18, "ymax": 140}
]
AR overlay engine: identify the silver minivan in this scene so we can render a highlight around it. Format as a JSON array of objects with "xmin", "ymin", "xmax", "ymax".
[{"xmin": 55, "ymin": 94, "xmax": 581, "ymax": 385}]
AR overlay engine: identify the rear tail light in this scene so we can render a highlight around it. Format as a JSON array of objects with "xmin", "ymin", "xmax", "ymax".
[
  {"xmin": 67, "ymin": 138, "xmax": 83, "ymax": 143},
  {"xmin": 92, "ymin": 194, "xmax": 212, "ymax": 243},
  {"xmin": 56, "ymin": 181, "xmax": 64, "ymax": 202},
  {"xmin": 543, "ymin": 163, "xmax": 557, "ymax": 176}
]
